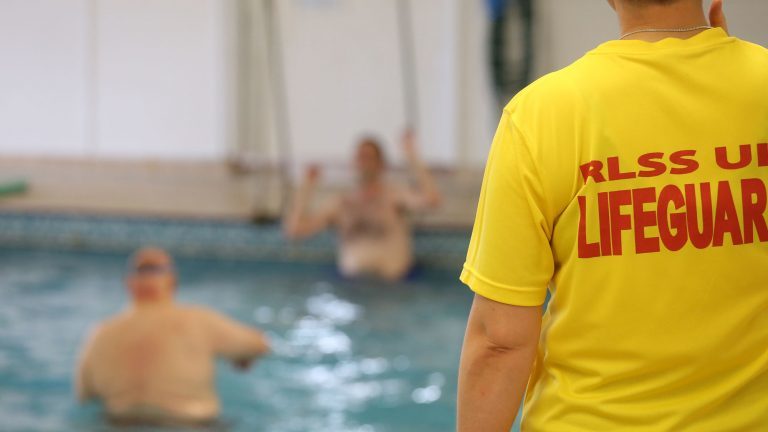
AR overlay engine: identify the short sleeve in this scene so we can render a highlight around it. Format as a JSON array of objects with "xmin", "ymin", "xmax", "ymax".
[{"xmin": 460, "ymin": 110, "xmax": 554, "ymax": 306}]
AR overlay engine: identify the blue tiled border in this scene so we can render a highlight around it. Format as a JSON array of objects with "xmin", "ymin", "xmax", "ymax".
[{"xmin": 0, "ymin": 212, "xmax": 469, "ymax": 270}]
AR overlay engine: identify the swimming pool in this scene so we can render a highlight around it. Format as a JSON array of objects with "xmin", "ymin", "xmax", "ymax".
[{"xmin": 0, "ymin": 247, "xmax": 522, "ymax": 432}]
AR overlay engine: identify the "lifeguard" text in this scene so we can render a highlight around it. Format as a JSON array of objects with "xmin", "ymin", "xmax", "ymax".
[{"xmin": 577, "ymin": 143, "xmax": 768, "ymax": 258}]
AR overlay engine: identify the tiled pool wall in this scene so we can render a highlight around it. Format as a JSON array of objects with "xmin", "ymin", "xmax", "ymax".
[{"xmin": 0, "ymin": 212, "xmax": 470, "ymax": 271}]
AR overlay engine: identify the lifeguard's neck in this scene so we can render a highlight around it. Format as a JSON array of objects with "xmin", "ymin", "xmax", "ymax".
[{"xmin": 616, "ymin": 1, "xmax": 708, "ymax": 41}]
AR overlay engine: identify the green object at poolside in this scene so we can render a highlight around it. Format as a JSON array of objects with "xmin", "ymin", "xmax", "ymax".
[{"xmin": 0, "ymin": 180, "xmax": 28, "ymax": 198}]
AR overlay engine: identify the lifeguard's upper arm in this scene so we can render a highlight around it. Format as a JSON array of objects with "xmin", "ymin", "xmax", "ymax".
[
  {"xmin": 467, "ymin": 294, "xmax": 542, "ymax": 351},
  {"xmin": 460, "ymin": 110, "xmax": 555, "ymax": 307}
]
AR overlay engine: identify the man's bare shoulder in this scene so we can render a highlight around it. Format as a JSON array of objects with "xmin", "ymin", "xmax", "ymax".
[
  {"xmin": 174, "ymin": 305, "xmax": 251, "ymax": 342},
  {"xmin": 93, "ymin": 310, "xmax": 132, "ymax": 334},
  {"xmin": 82, "ymin": 311, "xmax": 131, "ymax": 351}
]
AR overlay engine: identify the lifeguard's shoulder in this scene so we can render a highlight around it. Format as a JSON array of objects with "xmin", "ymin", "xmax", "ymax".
[
  {"xmin": 502, "ymin": 57, "xmax": 593, "ymax": 122},
  {"xmin": 734, "ymin": 37, "xmax": 768, "ymax": 56},
  {"xmin": 733, "ymin": 38, "xmax": 768, "ymax": 73}
]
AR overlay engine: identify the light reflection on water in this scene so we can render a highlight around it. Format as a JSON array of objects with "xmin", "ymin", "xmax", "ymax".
[
  {"xmin": 266, "ymin": 290, "xmax": 413, "ymax": 430},
  {"xmin": 0, "ymin": 251, "xmax": 474, "ymax": 432}
]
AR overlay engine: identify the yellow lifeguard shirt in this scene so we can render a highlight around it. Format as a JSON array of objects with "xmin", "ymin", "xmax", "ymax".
[{"xmin": 461, "ymin": 28, "xmax": 768, "ymax": 431}]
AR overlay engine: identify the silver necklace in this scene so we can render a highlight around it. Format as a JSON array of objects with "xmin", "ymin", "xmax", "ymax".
[{"xmin": 620, "ymin": 25, "xmax": 713, "ymax": 40}]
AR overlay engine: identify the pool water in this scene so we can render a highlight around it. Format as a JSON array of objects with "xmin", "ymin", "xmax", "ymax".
[{"xmin": 0, "ymin": 249, "xmax": 521, "ymax": 432}]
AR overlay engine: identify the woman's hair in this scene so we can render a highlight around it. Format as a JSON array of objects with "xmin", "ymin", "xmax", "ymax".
[{"xmin": 357, "ymin": 136, "xmax": 387, "ymax": 166}]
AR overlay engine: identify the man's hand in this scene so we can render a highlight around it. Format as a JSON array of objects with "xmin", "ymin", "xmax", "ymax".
[
  {"xmin": 233, "ymin": 358, "xmax": 254, "ymax": 371},
  {"xmin": 709, "ymin": 0, "xmax": 728, "ymax": 34}
]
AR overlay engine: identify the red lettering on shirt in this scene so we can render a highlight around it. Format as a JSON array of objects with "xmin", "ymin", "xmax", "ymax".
[
  {"xmin": 574, "ymin": 144, "xmax": 766, "ymax": 258},
  {"xmin": 715, "ymin": 144, "xmax": 752, "ymax": 170},
  {"xmin": 669, "ymin": 150, "xmax": 699, "ymax": 175},
  {"xmin": 580, "ymin": 161, "xmax": 606, "ymax": 183}
]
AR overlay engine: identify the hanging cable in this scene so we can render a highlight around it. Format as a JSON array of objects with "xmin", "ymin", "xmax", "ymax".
[
  {"xmin": 395, "ymin": 0, "xmax": 419, "ymax": 130},
  {"xmin": 264, "ymin": 0, "xmax": 295, "ymax": 219}
]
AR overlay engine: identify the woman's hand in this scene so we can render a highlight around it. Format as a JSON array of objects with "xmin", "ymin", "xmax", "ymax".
[{"xmin": 401, "ymin": 128, "xmax": 418, "ymax": 162}]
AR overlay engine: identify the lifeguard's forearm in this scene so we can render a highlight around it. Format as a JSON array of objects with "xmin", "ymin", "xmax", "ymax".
[{"xmin": 457, "ymin": 333, "xmax": 537, "ymax": 432}]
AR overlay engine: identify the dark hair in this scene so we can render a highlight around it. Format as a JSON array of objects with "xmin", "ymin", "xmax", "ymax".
[{"xmin": 357, "ymin": 136, "xmax": 387, "ymax": 165}]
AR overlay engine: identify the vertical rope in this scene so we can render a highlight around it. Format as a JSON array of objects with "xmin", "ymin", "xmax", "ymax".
[
  {"xmin": 264, "ymin": 0, "xmax": 294, "ymax": 216},
  {"xmin": 87, "ymin": 0, "xmax": 100, "ymax": 156},
  {"xmin": 396, "ymin": 0, "xmax": 419, "ymax": 130}
]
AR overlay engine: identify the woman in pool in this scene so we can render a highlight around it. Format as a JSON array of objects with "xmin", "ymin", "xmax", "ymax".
[{"xmin": 284, "ymin": 130, "xmax": 442, "ymax": 281}]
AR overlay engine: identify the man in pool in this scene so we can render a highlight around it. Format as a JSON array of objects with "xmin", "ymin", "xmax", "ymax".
[
  {"xmin": 284, "ymin": 129, "xmax": 441, "ymax": 281},
  {"xmin": 458, "ymin": 0, "xmax": 768, "ymax": 431},
  {"xmin": 75, "ymin": 248, "xmax": 270, "ymax": 425}
]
